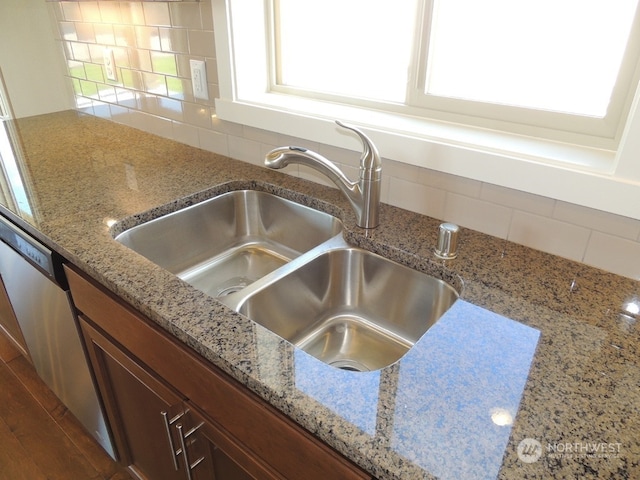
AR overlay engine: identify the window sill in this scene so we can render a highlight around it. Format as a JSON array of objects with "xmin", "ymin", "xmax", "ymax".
[{"xmin": 215, "ymin": 94, "xmax": 640, "ymax": 220}]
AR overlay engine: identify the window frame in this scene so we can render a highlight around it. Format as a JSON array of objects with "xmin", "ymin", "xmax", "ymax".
[
  {"xmin": 268, "ymin": 0, "xmax": 640, "ymax": 148},
  {"xmin": 212, "ymin": 0, "xmax": 640, "ymax": 221}
]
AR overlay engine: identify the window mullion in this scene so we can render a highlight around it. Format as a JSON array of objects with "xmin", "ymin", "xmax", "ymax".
[
  {"xmin": 267, "ymin": 0, "xmax": 281, "ymax": 90},
  {"xmin": 406, "ymin": 0, "xmax": 433, "ymax": 106}
]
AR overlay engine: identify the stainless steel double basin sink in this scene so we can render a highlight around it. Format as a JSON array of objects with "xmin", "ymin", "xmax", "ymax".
[{"xmin": 115, "ymin": 190, "xmax": 458, "ymax": 372}]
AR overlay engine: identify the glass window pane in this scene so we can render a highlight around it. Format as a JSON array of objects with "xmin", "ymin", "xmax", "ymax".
[
  {"xmin": 276, "ymin": 0, "xmax": 418, "ymax": 102},
  {"xmin": 426, "ymin": 0, "xmax": 639, "ymax": 117}
]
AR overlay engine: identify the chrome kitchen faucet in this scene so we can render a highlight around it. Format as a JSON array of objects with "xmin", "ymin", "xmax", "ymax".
[{"xmin": 265, "ymin": 121, "xmax": 382, "ymax": 229}]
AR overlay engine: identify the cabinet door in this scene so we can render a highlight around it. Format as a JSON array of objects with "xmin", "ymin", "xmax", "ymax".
[
  {"xmin": 183, "ymin": 402, "xmax": 281, "ymax": 480},
  {"xmin": 80, "ymin": 317, "xmax": 190, "ymax": 480},
  {"xmin": 80, "ymin": 316, "xmax": 278, "ymax": 480}
]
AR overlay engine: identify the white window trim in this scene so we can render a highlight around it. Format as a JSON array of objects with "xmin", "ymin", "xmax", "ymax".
[
  {"xmin": 0, "ymin": 69, "xmax": 13, "ymax": 120},
  {"xmin": 212, "ymin": 0, "xmax": 640, "ymax": 221}
]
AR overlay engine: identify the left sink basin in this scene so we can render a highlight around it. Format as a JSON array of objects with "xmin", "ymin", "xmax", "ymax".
[{"xmin": 115, "ymin": 190, "xmax": 342, "ymax": 297}]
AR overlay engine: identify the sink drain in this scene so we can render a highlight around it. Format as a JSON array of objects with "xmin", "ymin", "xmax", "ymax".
[
  {"xmin": 329, "ymin": 360, "xmax": 370, "ymax": 372},
  {"xmin": 217, "ymin": 285, "xmax": 245, "ymax": 296},
  {"xmin": 216, "ymin": 276, "xmax": 253, "ymax": 297}
]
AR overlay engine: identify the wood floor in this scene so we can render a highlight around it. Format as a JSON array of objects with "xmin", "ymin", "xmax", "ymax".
[{"xmin": 0, "ymin": 331, "xmax": 131, "ymax": 480}]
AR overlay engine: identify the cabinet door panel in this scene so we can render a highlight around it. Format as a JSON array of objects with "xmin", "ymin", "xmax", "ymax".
[
  {"xmin": 80, "ymin": 318, "xmax": 187, "ymax": 480},
  {"xmin": 185, "ymin": 402, "xmax": 281, "ymax": 480},
  {"xmin": 210, "ymin": 448, "xmax": 254, "ymax": 480},
  {"xmin": 102, "ymin": 353, "xmax": 184, "ymax": 480}
]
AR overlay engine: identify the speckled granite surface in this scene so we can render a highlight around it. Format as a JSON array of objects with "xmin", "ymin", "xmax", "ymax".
[{"xmin": 1, "ymin": 111, "xmax": 639, "ymax": 480}]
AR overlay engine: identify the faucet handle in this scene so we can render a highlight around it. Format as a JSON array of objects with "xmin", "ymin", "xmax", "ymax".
[{"xmin": 335, "ymin": 121, "xmax": 382, "ymax": 179}]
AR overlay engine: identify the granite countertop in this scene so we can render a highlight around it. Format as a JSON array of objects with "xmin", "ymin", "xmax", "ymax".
[{"xmin": 1, "ymin": 111, "xmax": 639, "ymax": 480}]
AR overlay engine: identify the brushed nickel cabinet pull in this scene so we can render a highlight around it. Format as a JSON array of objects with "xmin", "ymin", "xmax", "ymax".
[
  {"xmin": 161, "ymin": 410, "xmax": 186, "ymax": 471},
  {"xmin": 176, "ymin": 422, "xmax": 205, "ymax": 480}
]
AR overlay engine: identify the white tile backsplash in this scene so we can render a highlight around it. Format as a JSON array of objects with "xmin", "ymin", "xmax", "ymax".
[
  {"xmin": 553, "ymin": 201, "xmax": 640, "ymax": 240},
  {"xmin": 183, "ymin": 103, "xmax": 211, "ymax": 129},
  {"xmin": 210, "ymin": 115, "xmax": 243, "ymax": 136},
  {"xmin": 444, "ymin": 192, "xmax": 512, "ymax": 238},
  {"xmin": 480, "ymin": 183, "xmax": 556, "ymax": 217},
  {"xmin": 388, "ymin": 177, "xmax": 446, "ymax": 220},
  {"xmin": 171, "ymin": 120, "xmax": 199, "ymax": 147},
  {"xmin": 420, "ymin": 168, "xmax": 483, "ymax": 197},
  {"xmin": 242, "ymin": 126, "xmax": 280, "ymax": 146},
  {"xmin": 382, "ymin": 158, "xmax": 421, "ymax": 183},
  {"xmin": 198, "ymin": 128, "xmax": 228, "ymax": 156},
  {"xmin": 169, "ymin": 3, "xmax": 202, "ymax": 29},
  {"xmin": 584, "ymin": 232, "xmax": 640, "ymax": 280},
  {"xmin": 509, "ymin": 211, "xmax": 591, "ymax": 262},
  {"xmin": 143, "ymin": 3, "xmax": 171, "ymax": 27},
  {"xmin": 227, "ymin": 135, "xmax": 261, "ymax": 164},
  {"xmin": 49, "ymin": 0, "xmax": 640, "ymax": 280},
  {"xmin": 60, "ymin": 2, "xmax": 82, "ymax": 22},
  {"xmin": 79, "ymin": 2, "xmax": 101, "ymax": 23}
]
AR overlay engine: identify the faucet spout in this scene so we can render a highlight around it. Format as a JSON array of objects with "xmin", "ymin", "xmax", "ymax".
[{"xmin": 265, "ymin": 122, "xmax": 382, "ymax": 228}]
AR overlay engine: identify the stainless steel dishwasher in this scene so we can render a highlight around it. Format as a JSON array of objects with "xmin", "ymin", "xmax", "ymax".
[{"xmin": 0, "ymin": 214, "xmax": 116, "ymax": 459}]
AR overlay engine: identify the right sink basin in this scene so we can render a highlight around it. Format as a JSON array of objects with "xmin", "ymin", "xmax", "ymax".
[{"xmin": 236, "ymin": 247, "xmax": 459, "ymax": 372}]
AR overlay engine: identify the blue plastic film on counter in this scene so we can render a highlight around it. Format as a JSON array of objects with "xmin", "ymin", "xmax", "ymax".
[
  {"xmin": 293, "ymin": 300, "xmax": 540, "ymax": 480},
  {"xmin": 391, "ymin": 300, "xmax": 540, "ymax": 480}
]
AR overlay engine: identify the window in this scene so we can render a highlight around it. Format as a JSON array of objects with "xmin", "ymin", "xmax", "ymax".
[
  {"xmin": 268, "ymin": 0, "xmax": 640, "ymax": 146},
  {"xmin": 212, "ymin": 0, "xmax": 640, "ymax": 220},
  {"xmin": 422, "ymin": 0, "xmax": 636, "ymax": 118},
  {"xmin": 416, "ymin": 0, "xmax": 640, "ymax": 144},
  {"xmin": 273, "ymin": 0, "xmax": 418, "ymax": 104}
]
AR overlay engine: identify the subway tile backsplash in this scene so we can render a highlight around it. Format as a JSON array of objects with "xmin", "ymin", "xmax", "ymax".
[{"xmin": 49, "ymin": 1, "xmax": 640, "ymax": 280}]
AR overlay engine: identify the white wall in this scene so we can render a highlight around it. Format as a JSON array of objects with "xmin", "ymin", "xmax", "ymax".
[{"xmin": 0, "ymin": 0, "xmax": 72, "ymax": 118}]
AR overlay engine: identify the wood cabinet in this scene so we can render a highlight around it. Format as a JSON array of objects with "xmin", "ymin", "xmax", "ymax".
[
  {"xmin": 82, "ymin": 318, "xmax": 188, "ymax": 480},
  {"xmin": 81, "ymin": 318, "xmax": 266, "ymax": 480},
  {"xmin": 65, "ymin": 264, "xmax": 371, "ymax": 480}
]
